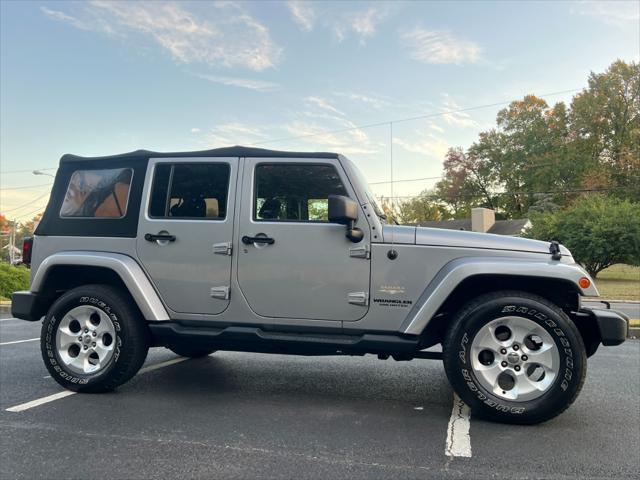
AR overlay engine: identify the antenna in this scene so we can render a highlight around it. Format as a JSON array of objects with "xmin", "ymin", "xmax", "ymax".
[{"xmin": 388, "ymin": 122, "xmax": 398, "ymax": 260}]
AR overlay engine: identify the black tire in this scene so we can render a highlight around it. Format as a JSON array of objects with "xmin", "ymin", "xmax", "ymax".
[
  {"xmin": 167, "ymin": 344, "xmax": 216, "ymax": 358},
  {"xmin": 41, "ymin": 284, "xmax": 150, "ymax": 393},
  {"xmin": 443, "ymin": 290, "xmax": 587, "ymax": 425}
]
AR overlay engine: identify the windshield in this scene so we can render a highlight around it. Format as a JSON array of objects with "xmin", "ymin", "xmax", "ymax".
[{"xmin": 342, "ymin": 158, "xmax": 387, "ymax": 223}]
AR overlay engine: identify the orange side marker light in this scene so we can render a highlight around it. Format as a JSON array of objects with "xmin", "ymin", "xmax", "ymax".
[{"xmin": 578, "ymin": 277, "xmax": 591, "ymax": 289}]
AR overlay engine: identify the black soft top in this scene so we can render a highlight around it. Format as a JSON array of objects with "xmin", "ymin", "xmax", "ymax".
[{"xmin": 60, "ymin": 146, "xmax": 340, "ymax": 164}]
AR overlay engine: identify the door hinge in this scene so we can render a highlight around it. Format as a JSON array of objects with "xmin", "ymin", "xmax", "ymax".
[
  {"xmin": 210, "ymin": 286, "xmax": 230, "ymax": 300},
  {"xmin": 213, "ymin": 242, "xmax": 232, "ymax": 256},
  {"xmin": 348, "ymin": 291, "xmax": 369, "ymax": 306},
  {"xmin": 349, "ymin": 245, "xmax": 370, "ymax": 259}
]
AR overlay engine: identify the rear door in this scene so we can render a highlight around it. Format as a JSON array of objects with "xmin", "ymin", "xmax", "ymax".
[
  {"xmin": 136, "ymin": 158, "xmax": 236, "ymax": 315},
  {"xmin": 236, "ymin": 158, "xmax": 371, "ymax": 321}
]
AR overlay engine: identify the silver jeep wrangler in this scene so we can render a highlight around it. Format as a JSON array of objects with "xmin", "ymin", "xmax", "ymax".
[{"xmin": 12, "ymin": 146, "xmax": 628, "ymax": 424}]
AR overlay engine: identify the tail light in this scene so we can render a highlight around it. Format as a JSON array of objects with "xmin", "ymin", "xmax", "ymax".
[{"xmin": 22, "ymin": 237, "xmax": 33, "ymax": 266}]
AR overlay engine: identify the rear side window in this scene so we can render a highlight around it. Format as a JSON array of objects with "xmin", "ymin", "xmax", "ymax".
[
  {"xmin": 60, "ymin": 168, "xmax": 133, "ymax": 218},
  {"xmin": 149, "ymin": 163, "xmax": 230, "ymax": 220},
  {"xmin": 254, "ymin": 164, "xmax": 347, "ymax": 222}
]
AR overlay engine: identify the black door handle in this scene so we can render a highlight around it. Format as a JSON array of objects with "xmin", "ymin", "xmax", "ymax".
[
  {"xmin": 242, "ymin": 235, "xmax": 275, "ymax": 245},
  {"xmin": 145, "ymin": 233, "xmax": 176, "ymax": 242}
]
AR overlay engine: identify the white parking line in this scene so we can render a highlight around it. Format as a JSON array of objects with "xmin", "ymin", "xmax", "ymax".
[
  {"xmin": 0, "ymin": 338, "xmax": 39, "ymax": 346},
  {"xmin": 5, "ymin": 357, "xmax": 189, "ymax": 413},
  {"xmin": 445, "ymin": 393, "xmax": 472, "ymax": 458}
]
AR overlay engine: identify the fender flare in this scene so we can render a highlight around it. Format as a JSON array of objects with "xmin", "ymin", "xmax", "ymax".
[
  {"xmin": 400, "ymin": 256, "xmax": 597, "ymax": 335},
  {"xmin": 31, "ymin": 251, "xmax": 170, "ymax": 321}
]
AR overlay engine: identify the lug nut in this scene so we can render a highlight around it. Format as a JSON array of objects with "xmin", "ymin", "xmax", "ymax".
[
  {"xmin": 522, "ymin": 355, "xmax": 528, "ymax": 361},
  {"xmin": 513, "ymin": 344, "xmax": 519, "ymax": 351},
  {"xmin": 500, "ymin": 348, "xmax": 507, "ymax": 354},
  {"xmin": 78, "ymin": 336, "xmax": 82, "ymax": 341},
  {"xmin": 501, "ymin": 361, "xmax": 508, "ymax": 367},
  {"xmin": 514, "ymin": 365, "xmax": 521, "ymax": 372},
  {"xmin": 83, "ymin": 345, "xmax": 88, "ymax": 350},
  {"xmin": 92, "ymin": 332, "xmax": 97, "ymax": 337},
  {"xmin": 84, "ymin": 328, "xmax": 89, "ymax": 333}
]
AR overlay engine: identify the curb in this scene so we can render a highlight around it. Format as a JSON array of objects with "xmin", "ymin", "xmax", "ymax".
[
  {"xmin": 0, "ymin": 304, "xmax": 10, "ymax": 313},
  {"xmin": 628, "ymin": 327, "xmax": 640, "ymax": 339}
]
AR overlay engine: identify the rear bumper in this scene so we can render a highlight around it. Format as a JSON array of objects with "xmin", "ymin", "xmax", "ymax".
[
  {"xmin": 581, "ymin": 307, "xmax": 628, "ymax": 346},
  {"xmin": 11, "ymin": 291, "xmax": 48, "ymax": 321}
]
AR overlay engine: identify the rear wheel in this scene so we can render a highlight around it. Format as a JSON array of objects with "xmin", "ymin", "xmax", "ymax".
[
  {"xmin": 41, "ymin": 285, "xmax": 149, "ymax": 393},
  {"xmin": 167, "ymin": 344, "xmax": 216, "ymax": 358},
  {"xmin": 443, "ymin": 290, "xmax": 587, "ymax": 424}
]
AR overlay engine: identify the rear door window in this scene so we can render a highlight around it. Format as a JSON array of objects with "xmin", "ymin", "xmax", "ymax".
[
  {"xmin": 60, "ymin": 168, "xmax": 133, "ymax": 218},
  {"xmin": 148, "ymin": 163, "xmax": 230, "ymax": 220}
]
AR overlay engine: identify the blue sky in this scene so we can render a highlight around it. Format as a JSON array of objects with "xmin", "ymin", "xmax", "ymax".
[{"xmin": 1, "ymin": 0, "xmax": 638, "ymax": 218}]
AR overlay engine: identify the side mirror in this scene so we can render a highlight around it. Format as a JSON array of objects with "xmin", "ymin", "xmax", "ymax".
[{"xmin": 328, "ymin": 195, "xmax": 363, "ymax": 243}]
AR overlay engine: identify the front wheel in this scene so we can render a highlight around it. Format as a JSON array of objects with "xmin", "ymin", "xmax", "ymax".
[
  {"xmin": 443, "ymin": 291, "xmax": 587, "ymax": 424},
  {"xmin": 41, "ymin": 285, "xmax": 150, "ymax": 393}
]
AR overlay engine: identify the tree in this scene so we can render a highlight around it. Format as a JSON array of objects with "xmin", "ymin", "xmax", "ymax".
[
  {"xmin": 395, "ymin": 190, "xmax": 447, "ymax": 224},
  {"xmin": 525, "ymin": 195, "xmax": 640, "ymax": 277},
  {"xmin": 434, "ymin": 147, "xmax": 498, "ymax": 218},
  {"xmin": 570, "ymin": 60, "xmax": 640, "ymax": 201}
]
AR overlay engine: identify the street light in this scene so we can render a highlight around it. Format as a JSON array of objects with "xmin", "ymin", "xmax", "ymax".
[{"xmin": 32, "ymin": 170, "xmax": 55, "ymax": 178}]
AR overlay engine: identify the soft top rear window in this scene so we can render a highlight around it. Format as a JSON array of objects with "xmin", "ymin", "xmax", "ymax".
[{"xmin": 60, "ymin": 168, "xmax": 133, "ymax": 218}]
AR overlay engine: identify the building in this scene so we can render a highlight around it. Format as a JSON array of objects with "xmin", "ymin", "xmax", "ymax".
[{"xmin": 418, "ymin": 208, "xmax": 531, "ymax": 236}]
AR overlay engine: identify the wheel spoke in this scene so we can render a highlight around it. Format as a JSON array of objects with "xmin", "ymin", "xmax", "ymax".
[
  {"xmin": 526, "ymin": 344, "xmax": 556, "ymax": 371},
  {"xmin": 57, "ymin": 327, "xmax": 80, "ymax": 349},
  {"xmin": 93, "ymin": 343, "xmax": 112, "ymax": 361}
]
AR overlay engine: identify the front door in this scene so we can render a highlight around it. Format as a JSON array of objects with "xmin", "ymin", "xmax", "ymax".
[
  {"xmin": 236, "ymin": 159, "xmax": 371, "ymax": 321},
  {"xmin": 136, "ymin": 158, "xmax": 236, "ymax": 315}
]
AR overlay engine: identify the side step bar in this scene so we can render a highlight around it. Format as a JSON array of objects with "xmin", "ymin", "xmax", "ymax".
[{"xmin": 149, "ymin": 322, "xmax": 428, "ymax": 358}]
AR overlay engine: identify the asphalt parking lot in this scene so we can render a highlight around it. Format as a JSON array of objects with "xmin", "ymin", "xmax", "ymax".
[{"xmin": 1, "ymin": 313, "xmax": 638, "ymax": 479}]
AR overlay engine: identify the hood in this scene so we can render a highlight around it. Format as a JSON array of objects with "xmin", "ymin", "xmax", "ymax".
[{"xmin": 382, "ymin": 225, "xmax": 571, "ymax": 256}]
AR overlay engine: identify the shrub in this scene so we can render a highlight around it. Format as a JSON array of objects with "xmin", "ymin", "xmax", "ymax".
[
  {"xmin": 526, "ymin": 195, "xmax": 640, "ymax": 277},
  {"xmin": 0, "ymin": 263, "xmax": 30, "ymax": 300}
]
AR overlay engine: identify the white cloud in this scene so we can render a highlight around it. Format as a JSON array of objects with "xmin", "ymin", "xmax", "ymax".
[
  {"xmin": 350, "ymin": 7, "xmax": 386, "ymax": 40},
  {"xmin": 41, "ymin": 1, "xmax": 282, "ymax": 71},
  {"xmin": 190, "ymin": 128, "xmax": 201, "ymax": 133},
  {"xmin": 440, "ymin": 94, "xmax": 479, "ymax": 129},
  {"xmin": 335, "ymin": 92, "xmax": 390, "ymax": 109},
  {"xmin": 201, "ymin": 122, "xmax": 269, "ymax": 147},
  {"xmin": 428, "ymin": 123, "xmax": 445, "ymax": 133},
  {"xmin": 283, "ymin": 121, "xmax": 378, "ymax": 155},
  {"xmin": 393, "ymin": 135, "xmax": 449, "ymax": 160},
  {"xmin": 305, "ymin": 96, "xmax": 345, "ymax": 117},
  {"xmin": 287, "ymin": 1, "xmax": 315, "ymax": 31},
  {"xmin": 401, "ymin": 27, "xmax": 482, "ymax": 65},
  {"xmin": 571, "ymin": 1, "xmax": 639, "ymax": 27},
  {"xmin": 195, "ymin": 73, "xmax": 279, "ymax": 91},
  {"xmin": 332, "ymin": 6, "xmax": 392, "ymax": 44}
]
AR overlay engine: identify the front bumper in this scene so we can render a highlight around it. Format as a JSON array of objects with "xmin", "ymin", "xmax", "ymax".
[
  {"xmin": 11, "ymin": 291, "xmax": 49, "ymax": 321},
  {"xmin": 580, "ymin": 307, "xmax": 629, "ymax": 346}
]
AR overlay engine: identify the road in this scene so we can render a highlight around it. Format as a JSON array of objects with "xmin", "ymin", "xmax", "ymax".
[{"xmin": 1, "ymin": 314, "xmax": 638, "ymax": 479}]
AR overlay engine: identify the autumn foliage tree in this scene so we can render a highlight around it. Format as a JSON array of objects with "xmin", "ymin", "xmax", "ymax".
[{"xmin": 431, "ymin": 60, "xmax": 639, "ymax": 220}]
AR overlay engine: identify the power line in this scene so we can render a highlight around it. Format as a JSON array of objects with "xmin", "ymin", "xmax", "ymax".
[
  {"xmin": 249, "ymin": 88, "xmax": 581, "ymax": 147},
  {"xmin": 0, "ymin": 183, "xmax": 53, "ymax": 191},
  {"xmin": 378, "ymin": 187, "xmax": 624, "ymax": 201},
  {"xmin": 370, "ymin": 175, "xmax": 442, "ymax": 185},
  {"xmin": 1, "ymin": 191, "xmax": 51, "ymax": 213},
  {"xmin": 12, "ymin": 203, "xmax": 48, "ymax": 221}
]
